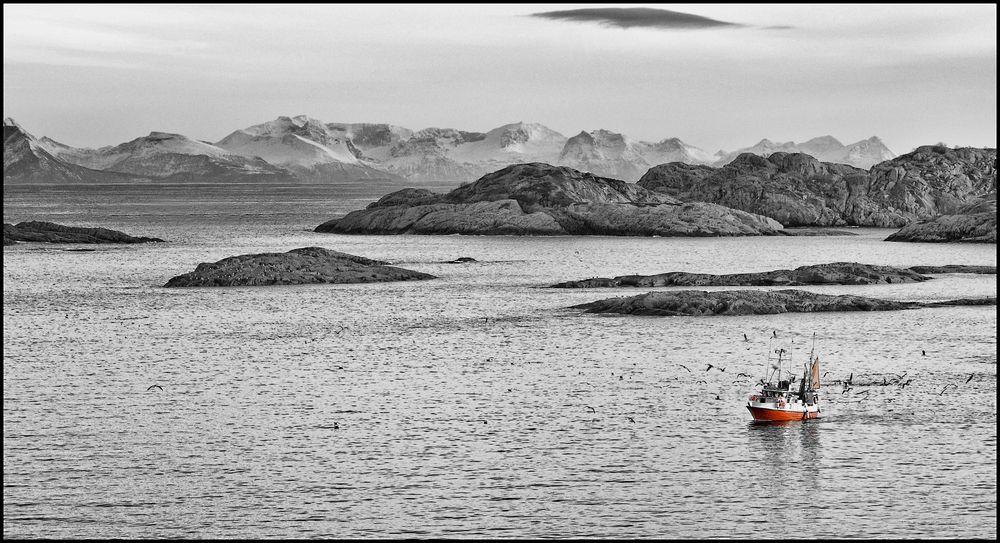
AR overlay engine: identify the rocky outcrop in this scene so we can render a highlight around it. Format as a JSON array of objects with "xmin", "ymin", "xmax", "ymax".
[
  {"xmin": 3, "ymin": 221, "xmax": 165, "ymax": 244},
  {"xmin": 885, "ymin": 195, "xmax": 996, "ymax": 243},
  {"xmin": 639, "ymin": 146, "xmax": 997, "ymax": 227},
  {"xmin": 551, "ymin": 262, "xmax": 929, "ymax": 288},
  {"xmin": 315, "ymin": 163, "xmax": 784, "ymax": 236},
  {"xmin": 163, "ymin": 246, "xmax": 435, "ymax": 287},
  {"xmin": 571, "ymin": 289, "xmax": 996, "ymax": 317},
  {"xmin": 907, "ymin": 265, "xmax": 996, "ymax": 274}
]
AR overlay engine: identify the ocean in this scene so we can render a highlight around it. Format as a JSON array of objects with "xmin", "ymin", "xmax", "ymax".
[{"xmin": 3, "ymin": 183, "xmax": 997, "ymax": 538}]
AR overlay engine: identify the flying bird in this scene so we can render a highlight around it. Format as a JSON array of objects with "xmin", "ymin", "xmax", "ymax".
[
  {"xmin": 939, "ymin": 383, "xmax": 958, "ymax": 395},
  {"xmin": 705, "ymin": 364, "xmax": 714, "ymax": 371},
  {"xmin": 965, "ymin": 373, "xmax": 975, "ymax": 384},
  {"xmin": 899, "ymin": 379, "xmax": 913, "ymax": 389},
  {"xmin": 146, "ymin": 384, "xmax": 163, "ymax": 391},
  {"xmin": 626, "ymin": 417, "xmax": 635, "ymax": 423},
  {"xmin": 585, "ymin": 405, "xmax": 596, "ymax": 413},
  {"xmin": 678, "ymin": 364, "xmax": 691, "ymax": 373},
  {"xmin": 773, "ymin": 331, "xmax": 777, "ymax": 338}
]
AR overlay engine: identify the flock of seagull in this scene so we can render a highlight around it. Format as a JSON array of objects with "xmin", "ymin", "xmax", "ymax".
[{"xmin": 141, "ymin": 328, "xmax": 985, "ymax": 427}]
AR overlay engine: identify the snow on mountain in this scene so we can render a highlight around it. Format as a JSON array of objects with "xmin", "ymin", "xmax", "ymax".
[
  {"xmin": 4, "ymin": 118, "xmax": 135, "ymax": 183},
  {"xmin": 841, "ymin": 137, "xmax": 896, "ymax": 169},
  {"xmin": 217, "ymin": 115, "xmax": 361, "ymax": 167},
  {"xmin": 38, "ymin": 131, "xmax": 293, "ymax": 181},
  {"xmin": 216, "ymin": 116, "xmax": 404, "ymax": 182},
  {"xmin": 714, "ymin": 136, "xmax": 896, "ymax": 169},
  {"xmin": 448, "ymin": 122, "xmax": 568, "ymax": 165}
]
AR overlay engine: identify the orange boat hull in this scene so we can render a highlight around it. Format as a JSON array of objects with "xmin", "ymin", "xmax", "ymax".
[{"xmin": 747, "ymin": 405, "xmax": 819, "ymax": 421}]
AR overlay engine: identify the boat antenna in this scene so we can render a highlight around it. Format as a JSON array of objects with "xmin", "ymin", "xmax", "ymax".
[
  {"xmin": 810, "ymin": 332, "xmax": 817, "ymax": 364},
  {"xmin": 765, "ymin": 334, "xmax": 774, "ymax": 383}
]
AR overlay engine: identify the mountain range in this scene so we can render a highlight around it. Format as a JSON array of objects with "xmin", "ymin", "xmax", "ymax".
[{"xmin": 4, "ymin": 116, "xmax": 896, "ymax": 185}]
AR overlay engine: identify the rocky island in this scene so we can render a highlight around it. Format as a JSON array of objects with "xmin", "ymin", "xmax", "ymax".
[
  {"xmin": 4, "ymin": 221, "xmax": 165, "ymax": 245},
  {"xmin": 885, "ymin": 195, "xmax": 997, "ymax": 243},
  {"xmin": 315, "ymin": 163, "xmax": 783, "ymax": 236},
  {"xmin": 571, "ymin": 289, "xmax": 997, "ymax": 317},
  {"xmin": 638, "ymin": 146, "xmax": 997, "ymax": 227},
  {"xmin": 163, "ymin": 246, "xmax": 435, "ymax": 287},
  {"xmin": 551, "ymin": 262, "xmax": 930, "ymax": 288}
]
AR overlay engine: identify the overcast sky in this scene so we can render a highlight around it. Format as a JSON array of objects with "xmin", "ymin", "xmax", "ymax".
[{"xmin": 3, "ymin": 4, "xmax": 996, "ymax": 154}]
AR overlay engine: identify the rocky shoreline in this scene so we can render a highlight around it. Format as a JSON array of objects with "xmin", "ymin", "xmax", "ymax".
[
  {"xmin": 638, "ymin": 146, "xmax": 997, "ymax": 228},
  {"xmin": 164, "ymin": 247, "xmax": 435, "ymax": 287},
  {"xmin": 551, "ymin": 262, "xmax": 931, "ymax": 288},
  {"xmin": 316, "ymin": 163, "xmax": 784, "ymax": 237},
  {"xmin": 885, "ymin": 196, "xmax": 996, "ymax": 243},
  {"xmin": 4, "ymin": 221, "xmax": 165, "ymax": 245},
  {"xmin": 571, "ymin": 289, "xmax": 997, "ymax": 317}
]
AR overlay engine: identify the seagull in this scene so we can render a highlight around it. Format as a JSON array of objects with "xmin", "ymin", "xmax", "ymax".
[
  {"xmin": 678, "ymin": 364, "xmax": 691, "ymax": 373},
  {"xmin": 715, "ymin": 395, "xmax": 722, "ymax": 401},
  {"xmin": 939, "ymin": 383, "xmax": 958, "ymax": 395},
  {"xmin": 626, "ymin": 417, "xmax": 636, "ymax": 423},
  {"xmin": 146, "ymin": 384, "xmax": 163, "ymax": 391},
  {"xmin": 899, "ymin": 379, "xmax": 913, "ymax": 390},
  {"xmin": 965, "ymin": 373, "xmax": 975, "ymax": 384},
  {"xmin": 705, "ymin": 364, "xmax": 714, "ymax": 371},
  {"xmin": 585, "ymin": 405, "xmax": 596, "ymax": 413}
]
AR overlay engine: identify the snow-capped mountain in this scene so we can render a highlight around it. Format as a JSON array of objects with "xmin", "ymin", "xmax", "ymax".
[
  {"xmin": 39, "ymin": 131, "xmax": 294, "ymax": 182},
  {"xmin": 3, "ymin": 118, "xmax": 134, "ymax": 184},
  {"xmin": 556, "ymin": 129, "xmax": 715, "ymax": 181},
  {"xmin": 4, "ymin": 115, "xmax": 901, "ymax": 186},
  {"xmin": 216, "ymin": 115, "xmax": 403, "ymax": 182},
  {"xmin": 714, "ymin": 136, "xmax": 895, "ymax": 169}
]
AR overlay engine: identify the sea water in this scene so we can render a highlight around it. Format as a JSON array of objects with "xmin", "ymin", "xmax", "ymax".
[{"xmin": 3, "ymin": 184, "xmax": 996, "ymax": 538}]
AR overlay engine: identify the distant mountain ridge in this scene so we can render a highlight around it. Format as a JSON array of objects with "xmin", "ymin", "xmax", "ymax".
[
  {"xmin": 3, "ymin": 115, "xmax": 900, "ymax": 185},
  {"xmin": 713, "ymin": 135, "xmax": 895, "ymax": 169}
]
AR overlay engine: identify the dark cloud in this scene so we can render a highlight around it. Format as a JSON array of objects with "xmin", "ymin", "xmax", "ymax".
[{"xmin": 531, "ymin": 7, "xmax": 744, "ymax": 30}]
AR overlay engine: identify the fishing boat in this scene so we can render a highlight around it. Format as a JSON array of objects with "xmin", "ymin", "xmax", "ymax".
[{"xmin": 746, "ymin": 334, "xmax": 822, "ymax": 422}]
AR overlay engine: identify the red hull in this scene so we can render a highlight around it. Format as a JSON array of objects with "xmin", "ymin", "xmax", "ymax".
[{"xmin": 747, "ymin": 405, "xmax": 819, "ymax": 421}]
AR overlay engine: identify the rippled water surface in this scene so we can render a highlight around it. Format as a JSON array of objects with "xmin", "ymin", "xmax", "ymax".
[{"xmin": 4, "ymin": 184, "xmax": 997, "ymax": 538}]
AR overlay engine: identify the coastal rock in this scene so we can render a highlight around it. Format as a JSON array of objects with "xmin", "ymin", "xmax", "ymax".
[
  {"xmin": 571, "ymin": 289, "xmax": 996, "ymax": 317},
  {"xmin": 907, "ymin": 264, "xmax": 996, "ymax": 274},
  {"xmin": 885, "ymin": 195, "xmax": 997, "ymax": 243},
  {"xmin": 551, "ymin": 262, "xmax": 930, "ymax": 288},
  {"xmin": 316, "ymin": 163, "xmax": 783, "ymax": 237},
  {"xmin": 4, "ymin": 221, "xmax": 165, "ymax": 244},
  {"xmin": 163, "ymin": 246, "xmax": 435, "ymax": 287},
  {"xmin": 639, "ymin": 146, "xmax": 997, "ymax": 227}
]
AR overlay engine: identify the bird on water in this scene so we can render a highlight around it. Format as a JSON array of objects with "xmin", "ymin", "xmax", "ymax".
[{"xmin": 146, "ymin": 384, "xmax": 163, "ymax": 391}]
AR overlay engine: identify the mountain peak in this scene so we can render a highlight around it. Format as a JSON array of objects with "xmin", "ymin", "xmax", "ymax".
[{"xmin": 4, "ymin": 117, "xmax": 21, "ymax": 129}]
